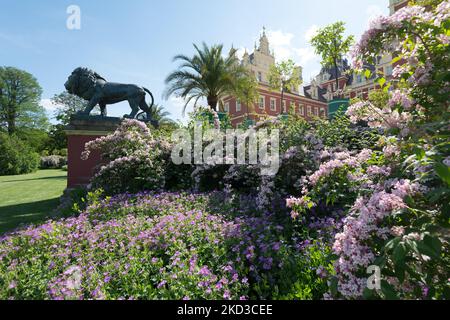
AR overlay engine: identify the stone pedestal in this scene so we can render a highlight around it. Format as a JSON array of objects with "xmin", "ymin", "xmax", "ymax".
[{"xmin": 64, "ymin": 116, "xmax": 121, "ymax": 188}]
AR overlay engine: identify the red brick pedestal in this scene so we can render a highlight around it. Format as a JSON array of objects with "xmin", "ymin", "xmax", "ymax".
[{"xmin": 65, "ymin": 117, "xmax": 121, "ymax": 188}]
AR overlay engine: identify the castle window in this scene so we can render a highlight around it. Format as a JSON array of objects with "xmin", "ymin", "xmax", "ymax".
[
  {"xmin": 289, "ymin": 102, "xmax": 295, "ymax": 114},
  {"xmin": 259, "ymin": 96, "xmax": 265, "ymax": 110},
  {"xmin": 236, "ymin": 99, "xmax": 241, "ymax": 112},
  {"xmin": 270, "ymin": 98, "xmax": 276, "ymax": 111},
  {"xmin": 299, "ymin": 104, "xmax": 304, "ymax": 116}
]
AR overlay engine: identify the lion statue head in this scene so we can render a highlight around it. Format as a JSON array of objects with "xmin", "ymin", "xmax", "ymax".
[{"xmin": 64, "ymin": 67, "xmax": 107, "ymax": 101}]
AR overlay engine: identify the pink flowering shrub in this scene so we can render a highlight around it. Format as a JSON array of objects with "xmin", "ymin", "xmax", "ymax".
[
  {"xmin": 287, "ymin": 2, "xmax": 450, "ymax": 300},
  {"xmin": 82, "ymin": 119, "xmax": 166, "ymax": 195}
]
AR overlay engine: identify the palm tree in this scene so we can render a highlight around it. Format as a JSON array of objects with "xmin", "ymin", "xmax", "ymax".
[
  {"xmin": 164, "ymin": 42, "xmax": 257, "ymax": 113},
  {"xmin": 149, "ymin": 104, "xmax": 174, "ymax": 124}
]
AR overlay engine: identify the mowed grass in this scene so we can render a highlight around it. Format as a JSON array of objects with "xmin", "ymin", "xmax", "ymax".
[{"xmin": 0, "ymin": 169, "xmax": 67, "ymax": 234}]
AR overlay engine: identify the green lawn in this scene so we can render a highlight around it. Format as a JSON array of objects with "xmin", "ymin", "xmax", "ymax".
[{"xmin": 0, "ymin": 169, "xmax": 67, "ymax": 234}]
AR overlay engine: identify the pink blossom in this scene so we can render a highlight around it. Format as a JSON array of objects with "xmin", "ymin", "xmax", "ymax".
[{"xmin": 389, "ymin": 90, "xmax": 413, "ymax": 109}]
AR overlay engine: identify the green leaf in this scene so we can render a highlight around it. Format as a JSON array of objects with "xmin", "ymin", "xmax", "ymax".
[
  {"xmin": 385, "ymin": 237, "xmax": 401, "ymax": 251},
  {"xmin": 329, "ymin": 277, "xmax": 338, "ymax": 296},
  {"xmin": 393, "ymin": 243, "xmax": 406, "ymax": 265},
  {"xmin": 373, "ymin": 256, "xmax": 386, "ymax": 267},
  {"xmin": 417, "ymin": 237, "xmax": 441, "ymax": 260},
  {"xmin": 364, "ymin": 70, "xmax": 372, "ymax": 79},
  {"xmin": 378, "ymin": 77, "xmax": 386, "ymax": 88},
  {"xmin": 423, "ymin": 235, "xmax": 442, "ymax": 257},
  {"xmin": 414, "ymin": 147, "xmax": 426, "ymax": 160},
  {"xmin": 391, "ymin": 56, "xmax": 402, "ymax": 64},
  {"xmin": 435, "ymin": 162, "xmax": 450, "ymax": 185},
  {"xmin": 363, "ymin": 287, "xmax": 375, "ymax": 300},
  {"xmin": 381, "ymin": 280, "xmax": 399, "ymax": 300}
]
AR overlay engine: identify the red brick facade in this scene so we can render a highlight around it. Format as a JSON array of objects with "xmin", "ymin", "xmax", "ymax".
[
  {"xmin": 67, "ymin": 134, "xmax": 104, "ymax": 188},
  {"xmin": 224, "ymin": 84, "xmax": 327, "ymax": 127}
]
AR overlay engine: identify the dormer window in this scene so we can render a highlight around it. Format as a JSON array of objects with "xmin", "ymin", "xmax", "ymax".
[{"xmin": 312, "ymin": 87, "xmax": 318, "ymax": 99}]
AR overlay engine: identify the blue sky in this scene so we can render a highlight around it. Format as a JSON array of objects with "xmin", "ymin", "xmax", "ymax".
[{"xmin": 0, "ymin": 0, "xmax": 389, "ymax": 123}]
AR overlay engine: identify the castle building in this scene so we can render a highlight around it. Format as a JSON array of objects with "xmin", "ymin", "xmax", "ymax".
[
  {"xmin": 304, "ymin": 0, "xmax": 411, "ymax": 102},
  {"xmin": 223, "ymin": 29, "xmax": 328, "ymax": 127},
  {"xmin": 390, "ymin": 0, "xmax": 410, "ymax": 14},
  {"xmin": 224, "ymin": 1, "xmax": 412, "ymax": 126}
]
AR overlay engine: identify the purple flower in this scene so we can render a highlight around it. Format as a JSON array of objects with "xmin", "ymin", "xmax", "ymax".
[{"xmin": 157, "ymin": 280, "xmax": 167, "ymax": 289}]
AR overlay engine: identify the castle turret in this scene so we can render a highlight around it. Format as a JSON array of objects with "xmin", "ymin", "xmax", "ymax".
[{"xmin": 258, "ymin": 27, "xmax": 271, "ymax": 56}]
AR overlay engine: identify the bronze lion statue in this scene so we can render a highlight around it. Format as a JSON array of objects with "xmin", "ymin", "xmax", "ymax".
[{"xmin": 64, "ymin": 67, "xmax": 158, "ymax": 126}]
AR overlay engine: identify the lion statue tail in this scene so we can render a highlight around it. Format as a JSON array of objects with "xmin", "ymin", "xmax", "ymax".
[
  {"xmin": 142, "ymin": 87, "xmax": 154, "ymax": 114},
  {"xmin": 142, "ymin": 87, "xmax": 159, "ymax": 128}
]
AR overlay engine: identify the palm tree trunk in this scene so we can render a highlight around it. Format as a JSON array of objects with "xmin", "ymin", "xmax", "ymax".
[{"xmin": 207, "ymin": 96, "xmax": 218, "ymax": 111}]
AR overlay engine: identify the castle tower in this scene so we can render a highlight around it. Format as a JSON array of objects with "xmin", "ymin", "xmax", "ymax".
[{"xmin": 258, "ymin": 27, "xmax": 271, "ymax": 56}]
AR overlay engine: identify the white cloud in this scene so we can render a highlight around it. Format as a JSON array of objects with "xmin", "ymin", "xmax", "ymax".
[
  {"xmin": 304, "ymin": 24, "xmax": 319, "ymax": 42},
  {"xmin": 263, "ymin": 29, "xmax": 321, "ymax": 85},
  {"xmin": 266, "ymin": 30, "xmax": 296, "ymax": 62},
  {"xmin": 294, "ymin": 47, "xmax": 318, "ymax": 66},
  {"xmin": 267, "ymin": 30, "xmax": 294, "ymax": 47}
]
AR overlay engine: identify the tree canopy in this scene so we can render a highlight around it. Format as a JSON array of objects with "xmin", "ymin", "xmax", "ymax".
[
  {"xmin": 310, "ymin": 22, "xmax": 354, "ymax": 94},
  {"xmin": 51, "ymin": 91, "xmax": 89, "ymax": 125},
  {"xmin": 268, "ymin": 59, "xmax": 302, "ymax": 113},
  {"xmin": 164, "ymin": 42, "xmax": 257, "ymax": 113},
  {"xmin": 0, "ymin": 66, "xmax": 47, "ymax": 134}
]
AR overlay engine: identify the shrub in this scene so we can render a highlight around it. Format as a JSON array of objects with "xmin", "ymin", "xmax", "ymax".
[
  {"xmin": 0, "ymin": 133, "xmax": 39, "ymax": 176},
  {"xmin": 285, "ymin": 2, "xmax": 450, "ymax": 300},
  {"xmin": 0, "ymin": 192, "xmax": 252, "ymax": 300},
  {"xmin": 0, "ymin": 190, "xmax": 337, "ymax": 300},
  {"xmin": 82, "ymin": 119, "xmax": 166, "ymax": 195},
  {"xmin": 40, "ymin": 155, "xmax": 67, "ymax": 169}
]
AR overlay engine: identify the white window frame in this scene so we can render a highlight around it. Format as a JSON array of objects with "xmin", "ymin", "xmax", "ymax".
[
  {"xmin": 307, "ymin": 105, "xmax": 312, "ymax": 116},
  {"xmin": 236, "ymin": 99, "xmax": 241, "ymax": 112},
  {"xmin": 259, "ymin": 96, "xmax": 265, "ymax": 110},
  {"xmin": 270, "ymin": 98, "xmax": 276, "ymax": 111},
  {"xmin": 299, "ymin": 104, "xmax": 304, "ymax": 116},
  {"xmin": 313, "ymin": 106, "xmax": 319, "ymax": 116},
  {"xmin": 224, "ymin": 102, "xmax": 230, "ymax": 113}
]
